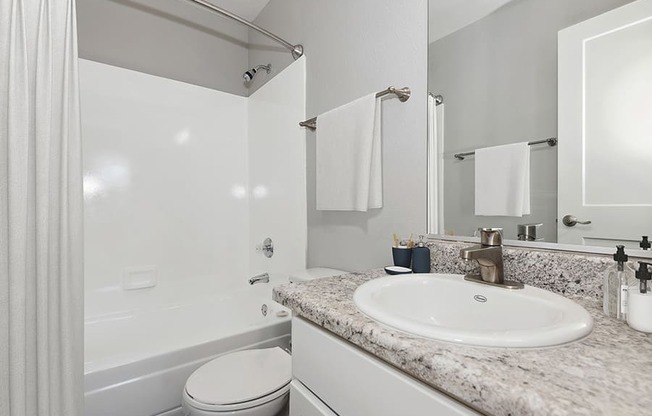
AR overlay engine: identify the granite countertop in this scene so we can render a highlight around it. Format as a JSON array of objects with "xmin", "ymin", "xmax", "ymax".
[{"xmin": 273, "ymin": 269, "xmax": 652, "ymax": 416}]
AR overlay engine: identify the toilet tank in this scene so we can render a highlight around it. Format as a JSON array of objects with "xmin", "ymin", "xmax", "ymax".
[{"xmin": 288, "ymin": 268, "xmax": 348, "ymax": 283}]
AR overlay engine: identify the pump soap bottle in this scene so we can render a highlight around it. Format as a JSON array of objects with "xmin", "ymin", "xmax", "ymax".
[
  {"xmin": 603, "ymin": 245, "xmax": 635, "ymax": 320},
  {"xmin": 627, "ymin": 262, "xmax": 652, "ymax": 333},
  {"xmin": 411, "ymin": 235, "xmax": 431, "ymax": 273}
]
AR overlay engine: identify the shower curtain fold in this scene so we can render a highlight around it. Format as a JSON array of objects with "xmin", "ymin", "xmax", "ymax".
[{"xmin": 0, "ymin": 0, "xmax": 84, "ymax": 415}]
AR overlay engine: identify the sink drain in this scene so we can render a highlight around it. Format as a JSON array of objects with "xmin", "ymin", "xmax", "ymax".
[{"xmin": 474, "ymin": 295, "xmax": 487, "ymax": 303}]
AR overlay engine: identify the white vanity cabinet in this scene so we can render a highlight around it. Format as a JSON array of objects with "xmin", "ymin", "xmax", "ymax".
[
  {"xmin": 289, "ymin": 380, "xmax": 338, "ymax": 416},
  {"xmin": 290, "ymin": 318, "xmax": 480, "ymax": 416}
]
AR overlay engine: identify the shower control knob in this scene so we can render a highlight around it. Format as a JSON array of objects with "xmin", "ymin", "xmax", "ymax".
[
  {"xmin": 256, "ymin": 237, "xmax": 274, "ymax": 258},
  {"xmin": 562, "ymin": 215, "xmax": 592, "ymax": 227}
]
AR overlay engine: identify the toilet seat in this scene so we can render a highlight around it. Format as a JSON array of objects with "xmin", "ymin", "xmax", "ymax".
[
  {"xmin": 183, "ymin": 383, "xmax": 290, "ymax": 412},
  {"xmin": 184, "ymin": 347, "xmax": 291, "ymax": 412}
]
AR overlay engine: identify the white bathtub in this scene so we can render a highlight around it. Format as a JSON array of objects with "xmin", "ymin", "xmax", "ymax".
[{"xmin": 84, "ymin": 282, "xmax": 291, "ymax": 416}]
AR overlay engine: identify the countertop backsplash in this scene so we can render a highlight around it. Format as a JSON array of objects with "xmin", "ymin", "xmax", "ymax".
[{"xmin": 425, "ymin": 239, "xmax": 622, "ymax": 301}]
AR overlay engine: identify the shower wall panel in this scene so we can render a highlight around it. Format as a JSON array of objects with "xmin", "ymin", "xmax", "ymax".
[
  {"xmin": 248, "ymin": 57, "xmax": 307, "ymax": 278},
  {"xmin": 80, "ymin": 59, "xmax": 249, "ymax": 318}
]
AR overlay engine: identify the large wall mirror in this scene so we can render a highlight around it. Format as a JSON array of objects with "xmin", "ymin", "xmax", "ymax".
[{"xmin": 427, "ymin": 0, "xmax": 652, "ymax": 253}]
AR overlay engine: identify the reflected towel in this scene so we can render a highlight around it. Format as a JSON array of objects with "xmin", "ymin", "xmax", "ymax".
[
  {"xmin": 316, "ymin": 93, "xmax": 382, "ymax": 211},
  {"xmin": 475, "ymin": 142, "xmax": 530, "ymax": 216}
]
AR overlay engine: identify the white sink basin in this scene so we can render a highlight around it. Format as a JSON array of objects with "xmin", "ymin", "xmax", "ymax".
[{"xmin": 353, "ymin": 274, "xmax": 593, "ymax": 348}]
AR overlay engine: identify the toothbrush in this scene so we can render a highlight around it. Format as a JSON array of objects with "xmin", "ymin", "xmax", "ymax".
[{"xmin": 393, "ymin": 233, "xmax": 398, "ymax": 248}]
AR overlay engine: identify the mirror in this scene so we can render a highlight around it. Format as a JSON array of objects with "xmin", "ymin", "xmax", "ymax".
[{"xmin": 427, "ymin": 0, "xmax": 652, "ymax": 252}]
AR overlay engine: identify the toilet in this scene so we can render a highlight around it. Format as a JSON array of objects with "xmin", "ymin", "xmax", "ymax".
[
  {"xmin": 287, "ymin": 267, "xmax": 347, "ymax": 283},
  {"xmin": 181, "ymin": 268, "xmax": 347, "ymax": 416}
]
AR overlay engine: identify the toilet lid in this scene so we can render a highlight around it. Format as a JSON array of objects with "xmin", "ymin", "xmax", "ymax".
[
  {"xmin": 186, "ymin": 347, "xmax": 291, "ymax": 406},
  {"xmin": 288, "ymin": 267, "xmax": 347, "ymax": 283}
]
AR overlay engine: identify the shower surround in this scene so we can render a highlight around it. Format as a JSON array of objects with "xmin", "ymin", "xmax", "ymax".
[{"xmin": 80, "ymin": 57, "xmax": 306, "ymax": 415}]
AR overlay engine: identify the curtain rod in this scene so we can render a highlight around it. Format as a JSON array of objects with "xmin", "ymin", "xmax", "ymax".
[{"xmin": 182, "ymin": 0, "xmax": 304, "ymax": 60}]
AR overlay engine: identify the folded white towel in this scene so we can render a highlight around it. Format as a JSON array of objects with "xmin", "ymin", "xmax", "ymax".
[
  {"xmin": 475, "ymin": 142, "xmax": 530, "ymax": 217},
  {"xmin": 316, "ymin": 93, "xmax": 382, "ymax": 211}
]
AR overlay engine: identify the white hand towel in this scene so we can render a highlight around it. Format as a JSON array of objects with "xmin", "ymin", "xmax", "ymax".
[
  {"xmin": 475, "ymin": 142, "xmax": 530, "ymax": 216},
  {"xmin": 316, "ymin": 93, "xmax": 382, "ymax": 211}
]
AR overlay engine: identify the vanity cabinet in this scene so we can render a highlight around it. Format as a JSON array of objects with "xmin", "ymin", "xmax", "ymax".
[
  {"xmin": 290, "ymin": 318, "xmax": 479, "ymax": 416},
  {"xmin": 289, "ymin": 380, "xmax": 338, "ymax": 416}
]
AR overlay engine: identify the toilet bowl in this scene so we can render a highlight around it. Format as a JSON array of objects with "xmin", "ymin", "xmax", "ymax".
[{"xmin": 182, "ymin": 268, "xmax": 347, "ymax": 416}]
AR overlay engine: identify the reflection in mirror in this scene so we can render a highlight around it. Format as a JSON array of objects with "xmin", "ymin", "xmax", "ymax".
[{"xmin": 427, "ymin": 0, "xmax": 652, "ymax": 251}]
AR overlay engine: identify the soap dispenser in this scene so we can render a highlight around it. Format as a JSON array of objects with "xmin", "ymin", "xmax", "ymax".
[
  {"xmin": 603, "ymin": 245, "xmax": 635, "ymax": 320},
  {"xmin": 411, "ymin": 235, "xmax": 431, "ymax": 273},
  {"xmin": 627, "ymin": 262, "xmax": 652, "ymax": 333},
  {"xmin": 634, "ymin": 262, "xmax": 651, "ymax": 294}
]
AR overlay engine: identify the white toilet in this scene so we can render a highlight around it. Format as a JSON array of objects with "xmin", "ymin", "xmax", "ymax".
[
  {"xmin": 181, "ymin": 268, "xmax": 347, "ymax": 416},
  {"xmin": 287, "ymin": 267, "xmax": 347, "ymax": 283}
]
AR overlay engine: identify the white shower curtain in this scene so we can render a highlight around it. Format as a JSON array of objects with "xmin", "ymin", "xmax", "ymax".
[
  {"xmin": 427, "ymin": 94, "xmax": 443, "ymax": 235},
  {"xmin": 0, "ymin": 0, "xmax": 84, "ymax": 415}
]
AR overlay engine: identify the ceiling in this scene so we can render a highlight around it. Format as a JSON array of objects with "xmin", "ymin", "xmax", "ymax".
[
  {"xmin": 429, "ymin": 0, "xmax": 516, "ymax": 43},
  {"xmin": 206, "ymin": 0, "xmax": 271, "ymax": 21}
]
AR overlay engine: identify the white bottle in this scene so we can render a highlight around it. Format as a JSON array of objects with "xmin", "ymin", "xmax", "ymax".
[{"xmin": 627, "ymin": 262, "xmax": 652, "ymax": 332}]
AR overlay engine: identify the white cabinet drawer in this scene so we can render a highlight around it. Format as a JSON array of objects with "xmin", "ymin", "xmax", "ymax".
[
  {"xmin": 289, "ymin": 380, "xmax": 338, "ymax": 416},
  {"xmin": 292, "ymin": 318, "xmax": 479, "ymax": 416}
]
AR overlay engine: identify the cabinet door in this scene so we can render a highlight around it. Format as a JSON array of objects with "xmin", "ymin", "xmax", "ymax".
[
  {"xmin": 289, "ymin": 380, "xmax": 338, "ymax": 416},
  {"xmin": 292, "ymin": 318, "xmax": 479, "ymax": 416}
]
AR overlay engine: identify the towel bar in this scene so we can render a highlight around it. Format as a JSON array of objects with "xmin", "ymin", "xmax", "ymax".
[
  {"xmin": 454, "ymin": 138, "xmax": 558, "ymax": 160},
  {"xmin": 299, "ymin": 86, "xmax": 411, "ymax": 130}
]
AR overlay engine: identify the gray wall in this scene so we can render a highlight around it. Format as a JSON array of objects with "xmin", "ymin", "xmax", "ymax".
[
  {"xmin": 251, "ymin": 0, "xmax": 429, "ymax": 272},
  {"xmin": 77, "ymin": 0, "xmax": 250, "ymax": 96},
  {"xmin": 428, "ymin": 0, "xmax": 633, "ymax": 241}
]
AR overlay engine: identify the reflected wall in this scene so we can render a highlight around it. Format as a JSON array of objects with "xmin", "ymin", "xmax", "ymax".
[{"xmin": 428, "ymin": 0, "xmax": 633, "ymax": 241}]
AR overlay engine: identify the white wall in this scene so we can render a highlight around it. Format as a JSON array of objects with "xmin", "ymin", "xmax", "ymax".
[
  {"xmin": 81, "ymin": 59, "xmax": 249, "ymax": 317},
  {"xmin": 248, "ymin": 57, "xmax": 307, "ymax": 278},
  {"xmin": 250, "ymin": 0, "xmax": 429, "ymax": 272},
  {"xmin": 81, "ymin": 58, "xmax": 307, "ymax": 318}
]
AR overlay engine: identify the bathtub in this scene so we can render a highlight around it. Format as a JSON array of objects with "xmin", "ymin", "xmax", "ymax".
[{"xmin": 84, "ymin": 281, "xmax": 291, "ymax": 416}]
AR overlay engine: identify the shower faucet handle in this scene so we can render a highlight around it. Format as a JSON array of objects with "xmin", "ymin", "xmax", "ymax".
[{"xmin": 256, "ymin": 237, "xmax": 274, "ymax": 258}]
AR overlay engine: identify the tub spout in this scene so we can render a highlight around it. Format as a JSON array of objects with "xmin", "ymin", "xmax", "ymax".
[{"xmin": 249, "ymin": 272, "xmax": 270, "ymax": 285}]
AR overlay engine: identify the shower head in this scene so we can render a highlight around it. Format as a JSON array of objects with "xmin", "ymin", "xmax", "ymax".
[{"xmin": 243, "ymin": 64, "xmax": 271, "ymax": 83}]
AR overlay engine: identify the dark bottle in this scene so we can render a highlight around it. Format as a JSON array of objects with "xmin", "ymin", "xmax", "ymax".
[{"xmin": 411, "ymin": 235, "xmax": 431, "ymax": 273}]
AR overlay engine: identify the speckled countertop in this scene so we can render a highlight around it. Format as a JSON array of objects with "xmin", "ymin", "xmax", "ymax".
[{"xmin": 273, "ymin": 269, "xmax": 652, "ymax": 416}]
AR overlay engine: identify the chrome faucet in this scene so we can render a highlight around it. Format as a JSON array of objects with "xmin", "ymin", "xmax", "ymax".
[
  {"xmin": 460, "ymin": 228, "xmax": 523, "ymax": 289},
  {"xmin": 249, "ymin": 272, "xmax": 270, "ymax": 285}
]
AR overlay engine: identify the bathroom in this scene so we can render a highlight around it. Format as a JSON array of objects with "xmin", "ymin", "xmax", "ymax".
[{"xmin": 1, "ymin": 0, "xmax": 651, "ymax": 415}]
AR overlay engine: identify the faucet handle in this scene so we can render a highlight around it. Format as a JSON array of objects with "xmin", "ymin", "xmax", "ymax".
[{"xmin": 480, "ymin": 228, "xmax": 503, "ymax": 246}]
